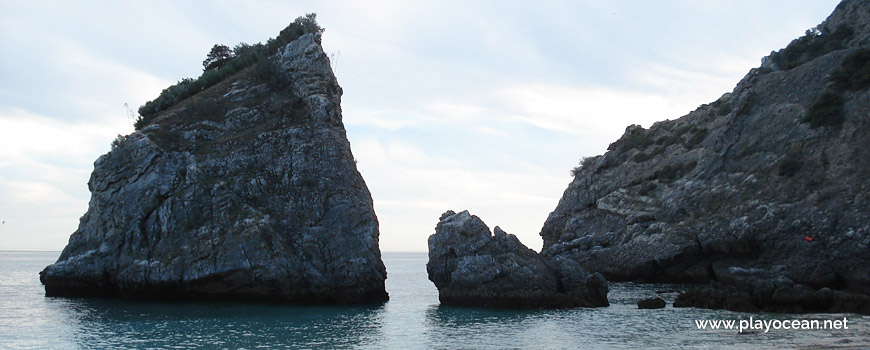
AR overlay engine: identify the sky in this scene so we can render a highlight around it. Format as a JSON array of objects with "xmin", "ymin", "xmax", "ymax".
[{"xmin": 0, "ymin": 0, "xmax": 841, "ymax": 252}]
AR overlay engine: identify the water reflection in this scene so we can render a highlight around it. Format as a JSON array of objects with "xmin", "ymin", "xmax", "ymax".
[
  {"xmin": 6, "ymin": 252, "xmax": 870, "ymax": 349},
  {"xmin": 419, "ymin": 284, "xmax": 870, "ymax": 350},
  {"xmin": 424, "ymin": 304, "xmax": 533, "ymax": 328},
  {"xmin": 48, "ymin": 297, "xmax": 387, "ymax": 349},
  {"xmin": 423, "ymin": 304, "xmax": 597, "ymax": 350}
]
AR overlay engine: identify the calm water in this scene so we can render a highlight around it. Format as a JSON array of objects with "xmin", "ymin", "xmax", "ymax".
[{"xmin": 1, "ymin": 251, "xmax": 868, "ymax": 349}]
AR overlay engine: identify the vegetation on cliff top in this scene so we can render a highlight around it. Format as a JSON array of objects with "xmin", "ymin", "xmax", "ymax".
[
  {"xmin": 766, "ymin": 24, "xmax": 853, "ymax": 71},
  {"xmin": 134, "ymin": 13, "xmax": 323, "ymax": 130}
]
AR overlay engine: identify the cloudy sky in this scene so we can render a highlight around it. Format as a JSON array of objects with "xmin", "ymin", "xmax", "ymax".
[{"xmin": 0, "ymin": 0, "xmax": 840, "ymax": 252}]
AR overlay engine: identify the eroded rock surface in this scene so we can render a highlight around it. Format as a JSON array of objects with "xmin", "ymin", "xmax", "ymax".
[
  {"xmin": 427, "ymin": 210, "xmax": 608, "ymax": 308},
  {"xmin": 540, "ymin": 0, "xmax": 870, "ymax": 313},
  {"xmin": 40, "ymin": 33, "xmax": 388, "ymax": 304}
]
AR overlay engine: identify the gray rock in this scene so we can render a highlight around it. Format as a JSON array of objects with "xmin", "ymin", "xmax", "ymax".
[
  {"xmin": 637, "ymin": 297, "xmax": 666, "ymax": 309},
  {"xmin": 427, "ymin": 210, "xmax": 608, "ymax": 308},
  {"xmin": 39, "ymin": 33, "xmax": 388, "ymax": 304},
  {"xmin": 542, "ymin": 0, "xmax": 870, "ymax": 313}
]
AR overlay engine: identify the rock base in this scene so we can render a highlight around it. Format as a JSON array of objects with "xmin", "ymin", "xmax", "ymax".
[
  {"xmin": 674, "ymin": 283, "xmax": 870, "ymax": 314},
  {"xmin": 41, "ymin": 274, "xmax": 389, "ymax": 304}
]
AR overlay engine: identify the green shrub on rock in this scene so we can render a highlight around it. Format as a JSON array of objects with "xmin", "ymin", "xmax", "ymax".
[
  {"xmin": 830, "ymin": 48, "xmax": 870, "ymax": 92},
  {"xmin": 777, "ymin": 154, "xmax": 802, "ymax": 177},
  {"xmin": 767, "ymin": 24, "xmax": 853, "ymax": 70},
  {"xmin": 135, "ymin": 14, "xmax": 324, "ymax": 130},
  {"xmin": 803, "ymin": 92, "xmax": 844, "ymax": 128}
]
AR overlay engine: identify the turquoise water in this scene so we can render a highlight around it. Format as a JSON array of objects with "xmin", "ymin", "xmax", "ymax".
[{"xmin": 1, "ymin": 251, "xmax": 868, "ymax": 349}]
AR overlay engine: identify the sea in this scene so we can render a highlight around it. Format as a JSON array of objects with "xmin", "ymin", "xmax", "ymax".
[{"xmin": 1, "ymin": 251, "xmax": 868, "ymax": 349}]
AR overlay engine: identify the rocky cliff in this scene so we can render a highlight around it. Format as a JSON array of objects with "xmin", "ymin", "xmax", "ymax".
[
  {"xmin": 40, "ymin": 32, "xmax": 388, "ymax": 303},
  {"xmin": 428, "ymin": 210, "xmax": 608, "ymax": 308},
  {"xmin": 541, "ymin": 0, "xmax": 870, "ymax": 313}
]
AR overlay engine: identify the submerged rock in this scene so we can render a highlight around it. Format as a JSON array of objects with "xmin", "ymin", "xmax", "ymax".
[
  {"xmin": 427, "ymin": 210, "xmax": 608, "ymax": 308},
  {"xmin": 39, "ymin": 31, "xmax": 387, "ymax": 304},
  {"xmin": 540, "ymin": 0, "xmax": 870, "ymax": 314}
]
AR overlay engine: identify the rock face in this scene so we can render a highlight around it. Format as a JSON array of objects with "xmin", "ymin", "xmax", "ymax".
[
  {"xmin": 541, "ymin": 0, "xmax": 870, "ymax": 313},
  {"xmin": 427, "ymin": 210, "xmax": 608, "ymax": 308},
  {"xmin": 40, "ymin": 33, "xmax": 388, "ymax": 304}
]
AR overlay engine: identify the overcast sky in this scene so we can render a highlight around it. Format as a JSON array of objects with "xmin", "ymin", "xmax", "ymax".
[{"xmin": 0, "ymin": 0, "xmax": 840, "ymax": 252}]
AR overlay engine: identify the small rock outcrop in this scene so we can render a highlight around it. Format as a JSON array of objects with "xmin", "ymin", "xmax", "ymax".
[
  {"xmin": 540, "ymin": 0, "xmax": 870, "ymax": 313},
  {"xmin": 39, "ymin": 28, "xmax": 388, "ymax": 303},
  {"xmin": 637, "ymin": 297, "xmax": 666, "ymax": 309},
  {"xmin": 427, "ymin": 210, "xmax": 608, "ymax": 308}
]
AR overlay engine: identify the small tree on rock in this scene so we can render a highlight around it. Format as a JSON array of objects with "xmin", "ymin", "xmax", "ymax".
[{"xmin": 202, "ymin": 44, "xmax": 233, "ymax": 71}]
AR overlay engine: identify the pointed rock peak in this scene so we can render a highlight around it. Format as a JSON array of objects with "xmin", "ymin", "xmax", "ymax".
[{"xmin": 40, "ymin": 15, "xmax": 387, "ymax": 304}]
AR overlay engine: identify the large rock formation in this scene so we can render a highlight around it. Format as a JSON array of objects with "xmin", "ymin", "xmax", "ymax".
[
  {"xmin": 40, "ymin": 31, "xmax": 388, "ymax": 303},
  {"xmin": 541, "ymin": 0, "xmax": 870, "ymax": 313},
  {"xmin": 427, "ymin": 210, "xmax": 608, "ymax": 308}
]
